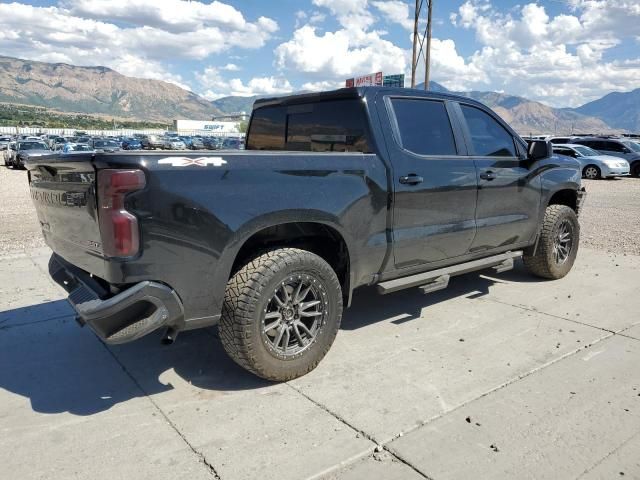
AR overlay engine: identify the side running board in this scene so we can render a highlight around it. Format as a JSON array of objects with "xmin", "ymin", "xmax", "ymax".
[{"xmin": 377, "ymin": 251, "xmax": 523, "ymax": 295}]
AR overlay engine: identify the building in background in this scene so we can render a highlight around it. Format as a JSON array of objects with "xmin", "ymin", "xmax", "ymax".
[{"xmin": 173, "ymin": 119, "xmax": 240, "ymax": 134}]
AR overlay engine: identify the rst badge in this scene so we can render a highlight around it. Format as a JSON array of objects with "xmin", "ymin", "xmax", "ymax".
[{"xmin": 158, "ymin": 157, "xmax": 227, "ymax": 167}]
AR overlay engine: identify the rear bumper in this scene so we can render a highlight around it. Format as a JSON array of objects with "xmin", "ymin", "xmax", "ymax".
[{"xmin": 49, "ymin": 254, "xmax": 184, "ymax": 344}]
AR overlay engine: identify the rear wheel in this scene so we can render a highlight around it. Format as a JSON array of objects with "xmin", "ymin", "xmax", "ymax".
[
  {"xmin": 219, "ymin": 248, "xmax": 343, "ymax": 381},
  {"xmin": 583, "ymin": 165, "xmax": 600, "ymax": 180},
  {"xmin": 523, "ymin": 204, "xmax": 579, "ymax": 279}
]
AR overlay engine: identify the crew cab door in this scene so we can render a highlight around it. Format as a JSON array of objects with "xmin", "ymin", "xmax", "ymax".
[
  {"xmin": 456, "ymin": 103, "xmax": 541, "ymax": 252},
  {"xmin": 379, "ymin": 95, "xmax": 478, "ymax": 269}
]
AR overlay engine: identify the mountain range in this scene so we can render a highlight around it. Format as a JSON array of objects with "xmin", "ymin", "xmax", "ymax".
[
  {"xmin": 0, "ymin": 56, "xmax": 220, "ymax": 122},
  {"xmin": 0, "ymin": 55, "xmax": 637, "ymax": 133}
]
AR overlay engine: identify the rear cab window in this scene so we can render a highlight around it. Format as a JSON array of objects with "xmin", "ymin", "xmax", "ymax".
[
  {"xmin": 247, "ymin": 99, "xmax": 372, "ymax": 152},
  {"xmin": 388, "ymin": 98, "xmax": 458, "ymax": 156}
]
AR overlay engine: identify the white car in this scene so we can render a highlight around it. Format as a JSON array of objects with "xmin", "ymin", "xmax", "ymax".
[
  {"xmin": 61, "ymin": 143, "xmax": 95, "ymax": 154},
  {"xmin": 553, "ymin": 144, "xmax": 630, "ymax": 179}
]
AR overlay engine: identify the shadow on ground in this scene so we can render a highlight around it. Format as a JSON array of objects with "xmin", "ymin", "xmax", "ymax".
[{"xmin": 0, "ymin": 262, "xmax": 543, "ymax": 417}]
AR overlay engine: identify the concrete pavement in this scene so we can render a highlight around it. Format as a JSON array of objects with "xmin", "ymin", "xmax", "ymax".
[{"xmin": 1, "ymin": 247, "xmax": 639, "ymax": 479}]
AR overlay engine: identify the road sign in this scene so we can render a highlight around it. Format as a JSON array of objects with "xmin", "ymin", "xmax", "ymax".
[
  {"xmin": 383, "ymin": 74, "xmax": 405, "ymax": 88},
  {"xmin": 346, "ymin": 72, "xmax": 383, "ymax": 87}
]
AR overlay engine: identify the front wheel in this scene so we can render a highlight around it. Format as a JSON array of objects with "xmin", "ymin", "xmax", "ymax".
[
  {"xmin": 583, "ymin": 165, "xmax": 600, "ymax": 180},
  {"xmin": 523, "ymin": 204, "xmax": 580, "ymax": 279},
  {"xmin": 219, "ymin": 248, "xmax": 343, "ymax": 381}
]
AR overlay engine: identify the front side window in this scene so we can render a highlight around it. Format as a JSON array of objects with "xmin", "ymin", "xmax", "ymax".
[
  {"xmin": 460, "ymin": 104, "xmax": 516, "ymax": 157},
  {"xmin": 390, "ymin": 98, "xmax": 457, "ymax": 156}
]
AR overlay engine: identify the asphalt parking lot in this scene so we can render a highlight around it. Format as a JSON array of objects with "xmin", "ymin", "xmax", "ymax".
[{"xmin": 1, "ymin": 166, "xmax": 639, "ymax": 479}]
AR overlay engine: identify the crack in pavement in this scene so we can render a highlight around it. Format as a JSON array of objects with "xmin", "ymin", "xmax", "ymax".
[
  {"xmin": 576, "ymin": 430, "xmax": 640, "ymax": 479},
  {"xmin": 98, "ymin": 340, "xmax": 222, "ymax": 480},
  {"xmin": 285, "ymin": 382, "xmax": 432, "ymax": 480}
]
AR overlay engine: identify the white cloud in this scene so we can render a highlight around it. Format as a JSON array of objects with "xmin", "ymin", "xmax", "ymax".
[
  {"xmin": 275, "ymin": 25, "xmax": 406, "ymax": 79},
  {"xmin": 312, "ymin": 0, "xmax": 374, "ymax": 30},
  {"xmin": 228, "ymin": 77, "xmax": 293, "ymax": 96},
  {"xmin": 195, "ymin": 65, "xmax": 293, "ymax": 98},
  {"xmin": 0, "ymin": 1, "xmax": 277, "ymax": 88},
  {"xmin": 446, "ymin": 0, "xmax": 640, "ymax": 106},
  {"xmin": 301, "ymin": 80, "xmax": 344, "ymax": 91},
  {"xmin": 221, "ymin": 63, "xmax": 240, "ymax": 71},
  {"xmin": 372, "ymin": 0, "xmax": 413, "ymax": 30}
]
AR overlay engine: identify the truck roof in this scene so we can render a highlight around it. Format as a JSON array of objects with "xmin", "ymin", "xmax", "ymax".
[{"xmin": 253, "ymin": 86, "xmax": 485, "ymax": 110}]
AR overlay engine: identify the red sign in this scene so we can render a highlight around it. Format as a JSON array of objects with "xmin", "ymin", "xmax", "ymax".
[{"xmin": 346, "ymin": 72, "xmax": 383, "ymax": 87}]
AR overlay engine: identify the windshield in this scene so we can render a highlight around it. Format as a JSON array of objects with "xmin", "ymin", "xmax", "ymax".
[
  {"xmin": 623, "ymin": 141, "xmax": 640, "ymax": 152},
  {"xmin": 71, "ymin": 144, "xmax": 92, "ymax": 151},
  {"xmin": 94, "ymin": 140, "xmax": 119, "ymax": 148},
  {"xmin": 573, "ymin": 146, "xmax": 599, "ymax": 157},
  {"xmin": 19, "ymin": 142, "xmax": 49, "ymax": 151}
]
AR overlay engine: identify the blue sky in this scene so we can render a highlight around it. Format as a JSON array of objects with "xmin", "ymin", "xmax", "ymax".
[{"xmin": 0, "ymin": 0, "xmax": 639, "ymax": 106}]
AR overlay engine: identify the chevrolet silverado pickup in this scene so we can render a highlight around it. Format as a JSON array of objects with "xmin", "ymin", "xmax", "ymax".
[{"xmin": 26, "ymin": 87, "xmax": 586, "ymax": 380}]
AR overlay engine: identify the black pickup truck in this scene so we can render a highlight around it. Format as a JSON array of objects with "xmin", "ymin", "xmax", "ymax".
[{"xmin": 26, "ymin": 87, "xmax": 586, "ymax": 380}]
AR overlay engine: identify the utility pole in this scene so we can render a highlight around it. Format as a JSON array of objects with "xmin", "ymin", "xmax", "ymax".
[
  {"xmin": 410, "ymin": 1, "xmax": 434, "ymax": 90},
  {"xmin": 424, "ymin": 0, "xmax": 433, "ymax": 90},
  {"xmin": 411, "ymin": 0, "xmax": 419, "ymax": 88}
]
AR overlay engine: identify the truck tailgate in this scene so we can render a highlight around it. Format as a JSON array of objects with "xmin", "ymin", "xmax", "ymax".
[{"xmin": 27, "ymin": 154, "xmax": 105, "ymax": 275}]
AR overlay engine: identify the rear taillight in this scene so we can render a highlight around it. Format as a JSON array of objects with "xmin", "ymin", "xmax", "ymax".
[{"xmin": 97, "ymin": 169, "xmax": 146, "ymax": 257}]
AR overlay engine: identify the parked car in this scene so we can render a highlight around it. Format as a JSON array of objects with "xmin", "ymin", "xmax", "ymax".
[
  {"xmin": 552, "ymin": 144, "xmax": 629, "ymax": 179},
  {"xmin": 547, "ymin": 136, "xmax": 575, "ymax": 145},
  {"xmin": 572, "ymin": 137, "xmax": 640, "ymax": 177},
  {"xmin": 62, "ymin": 143, "xmax": 95, "ymax": 154},
  {"xmin": 90, "ymin": 139, "xmax": 121, "ymax": 153},
  {"xmin": 11, "ymin": 141, "xmax": 51, "ymax": 169},
  {"xmin": 187, "ymin": 137, "xmax": 205, "ymax": 150},
  {"xmin": 27, "ymin": 87, "xmax": 585, "ymax": 381},
  {"xmin": 179, "ymin": 136, "xmax": 195, "ymax": 149},
  {"xmin": 122, "ymin": 138, "xmax": 143, "ymax": 150},
  {"xmin": 202, "ymin": 136, "xmax": 224, "ymax": 149},
  {"xmin": 162, "ymin": 137, "xmax": 186, "ymax": 150},
  {"xmin": 141, "ymin": 134, "xmax": 165, "ymax": 150},
  {"xmin": 221, "ymin": 137, "xmax": 245, "ymax": 150},
  {"xmin": 0, "ymin": 136, "xmax": 11, "ymax": 151}
]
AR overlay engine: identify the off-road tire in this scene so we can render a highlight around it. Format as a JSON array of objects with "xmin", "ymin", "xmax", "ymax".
[
  {"xmin": 219, "ymin": 248, "xmax": 343, "ymax": 381},
  {"xmin": 523, "ymin": 204, "xmax": 580, "ymax": 279}
]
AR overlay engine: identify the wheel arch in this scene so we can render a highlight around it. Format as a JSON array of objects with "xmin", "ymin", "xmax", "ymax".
[{"xmin": 215, "ymin": 213, "xmax": 356, "ymax": 311}]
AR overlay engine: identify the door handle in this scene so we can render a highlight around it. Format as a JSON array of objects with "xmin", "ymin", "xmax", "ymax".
[
  {"xmin": 399, "ymin": 174, "xmax": 424, "ymax": 185},
  {"xmin": 479, "ymin": 170, "xmax": 496, "ymax": 181}
]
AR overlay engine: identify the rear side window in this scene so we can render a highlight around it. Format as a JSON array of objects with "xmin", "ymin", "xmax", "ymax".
[
  {"xmin": 247, "ymin": 99, "xmax": 371, "ymax": 152},
  {"xmin": 390, "ymin": 98, "xmax": 457, "ymax": 156},
  {"xmin": 461, "ymin": 104, "xmax": 516, "ymax": 157},
  {"xmin": 246, "ymin": 106, "xmax": 286, "ymax": 150},
  {"xmin": 602, "ymin": 141, "xmax": 625, "ymax": 152}
]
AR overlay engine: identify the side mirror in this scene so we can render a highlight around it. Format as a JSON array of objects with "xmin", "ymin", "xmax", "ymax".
[{"xmin": 528, "ymin": 140, "xmax": 552, "ymax": 161}]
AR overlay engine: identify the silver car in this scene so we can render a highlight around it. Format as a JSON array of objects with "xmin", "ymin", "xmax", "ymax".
[
  {"xmin": 572, "ymin": 137, "xmax": 640, "ymax": 177},
  {"xmin": 553, "ymin": 144, "xmax": 630, "ymax": 179},
  {"xmin": 162, "ymin": 138, "xmax": 187, "ymax": 150}
]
